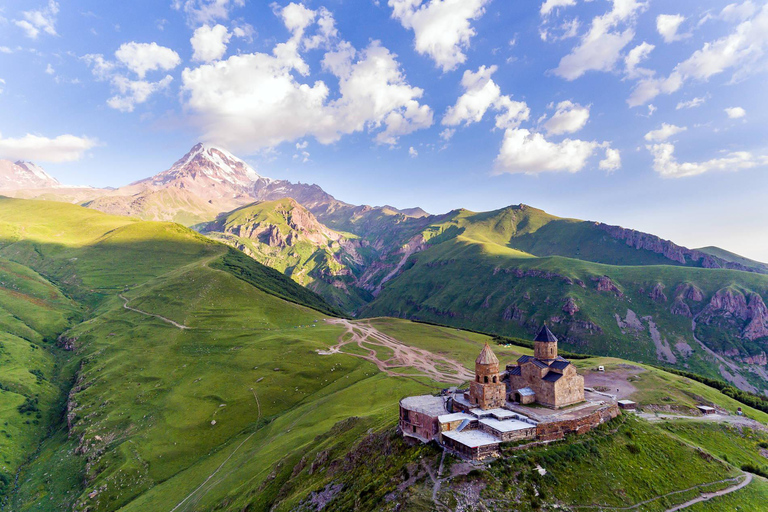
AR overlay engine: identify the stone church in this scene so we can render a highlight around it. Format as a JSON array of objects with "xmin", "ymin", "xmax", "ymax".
[{"xmin": 506, "ymin": 326, "xmax": 584, "ymax": 408}]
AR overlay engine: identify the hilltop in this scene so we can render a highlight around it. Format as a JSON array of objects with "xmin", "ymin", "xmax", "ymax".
[{"xmin": 0, "ymin": 197, "xmax": 766, "ymax": 510}]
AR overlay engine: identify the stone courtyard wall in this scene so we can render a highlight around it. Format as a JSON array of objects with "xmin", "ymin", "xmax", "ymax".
[{"xmin": 536, "ymin": 403, "xmax": 620, "ymax": 441}]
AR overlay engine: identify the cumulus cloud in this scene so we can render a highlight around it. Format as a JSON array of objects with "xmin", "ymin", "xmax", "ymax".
[
  {"xmin": 442, "ymin": 65, "xmax": 530, "ymax": 130},
  {"xmin": 191, "ymin": 24, "xmax": 231, "ymax": 62},
  {"xmin": 14, "ymin": 0, "xmax": 59, "ymax": 39},
  {"xmin": 543, "ymin": 100, "xmax": 590, "ymax": 135},
  {"xmin": 629, "ymin": 4, "xmax": 768, "ymax": 106},
  {"xmin": 180, "ymin": 7, "xmax": 433, "ymax": 152},
  {"xmin": 115, "ymin": 42, "xmax": 181, "ymax": 78},
  {"xmin": 45, "ymin": 63, "xmax": 55, "ymax": 75},
  {"xmin": 599, "ymin": 147, "xmax": 621, "ymax": 171},
  {"xmin": 0, "ymin": 133, "xmax": 98, "ymax": 162},
  {"xmin": 0, "ymin": 78, "xmax": 5, "ymax": 95},
  {"xmin": 676, "ymin": 96, "xmax": 707, "ymax": 109},
  {"xmin": 647, "ymin": 142, "xmax": 766, "ymax": 178},
  {"xmin": 172, "ymin": 0, "xmax": 245, "ymax": 26},
  {"xmin": 106, "ymin": 75, "xmax": 174, "ymax": 113},
  {"xmin": 388, "ymin": 0, "xmax": 490, "ymax": 72},
  {"xmin": 554, "ymin": 0, "xmax": 647, "ymax": 80},
  {"xmin": 495, "ymin": 128, "xmax": 601, "ymax": 174},
  {"xmin": 409, "ymin": 146, "xmax": 418, "ymax": 157},
  {"xmin": 644, "ymin": 123, "xmax": 687, "ymax": 142},
  {"xmin": 540, "ymin": 0, "xmax": 576, "ymax": 17},
  {"xmin": 725, "ymin": 106, "xmax": 746, "ymax": 119},
  {"xmin": 84, "ymin": 42, "xmax": 179, "ymax": 112},
  {"xmin": 624, "ymin": 41, "xmax": 655, "ymax": 78},
  {"xmin": 656, "ymin": 14, "xmax": 689, "ymax": 43}
]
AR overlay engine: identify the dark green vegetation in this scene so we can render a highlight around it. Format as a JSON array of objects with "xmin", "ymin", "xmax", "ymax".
[
  {"xmin": 659, "ymin": 366, "xmax": 768, "ymax": 415},
  {"xmin": 202, "ymin": 200, "xmax": 768, "ymax": 394},
  {"xmin": 1, "ymin": 196, "xmax": 768, "ymax": 511}
]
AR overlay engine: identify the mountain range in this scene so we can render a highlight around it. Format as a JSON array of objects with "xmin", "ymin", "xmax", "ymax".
[{"xmin": 3, "ymin": 144, "xmax": 768, "ymax": 394}]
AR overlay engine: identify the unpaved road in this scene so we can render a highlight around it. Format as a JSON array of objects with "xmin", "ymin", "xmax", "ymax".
[
  {"xmin": 665, "ymin": 473, "xmax": 753, "ymax": 512},
  {"xmin": 638, "ymin": 412, "xmax": 768, "ymax": 431},
  {"xmin": 322, "ymin": 319, "xmax": 473, "ymax": 385},
  {"xmin": 584, "ymin": 365, "xmax": 643, "ymax": 400},
  {"xmin": 120, "ymin": 294, "xmax": 190, "ymax": 330}
]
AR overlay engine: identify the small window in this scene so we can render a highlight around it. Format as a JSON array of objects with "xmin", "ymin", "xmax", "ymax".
[
  {"xmin": 484, "ymin": 376, "xmax": 489, "ymax": 383},
  {"xmin": 493, "ymin": 376, "xmax": 497, "ymax": 383},
  {"xmin": 412, "ymin": 426, "xmax": 416, "ymax": 433}
]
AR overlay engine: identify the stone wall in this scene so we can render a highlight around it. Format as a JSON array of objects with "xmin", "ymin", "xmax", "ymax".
[
  {"xmin": 469, "ymin": 380, "xmax": 506, "ymax": 409},
  {"xmin": 553, "ymin": 372, "xmax": 585, "ymax": 408},
  {"xmin": 536, "ymin": 404, "xmax": 620, "ymax": 441},
  {"xmin": 400, "ymin": 405, "xmax": 439, "ymax": 441},
  {"xmin": 480, "ymin": 423, "xmax": 537, "ymax": 443},
  {"xmin": 442, "ymin": 436, "xmax": 500, "ymax": 459}
]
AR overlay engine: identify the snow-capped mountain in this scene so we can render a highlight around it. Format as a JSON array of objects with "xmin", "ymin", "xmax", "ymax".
[
  {"xmin": 135, "ymin": 143, "xmax": 270, "ymax": 191},
  {"xmin": 0, "ymin": 160, "xmax": 61, "ymax": 190}
]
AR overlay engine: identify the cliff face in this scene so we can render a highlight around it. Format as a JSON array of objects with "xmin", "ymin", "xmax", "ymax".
[
  {"xmin": 699, "ymin": 288, "xmax": 768, "ymax": 341},
  {"xmin": 597, "ymin": 224, "xmax": 765, "ymax": 274}
]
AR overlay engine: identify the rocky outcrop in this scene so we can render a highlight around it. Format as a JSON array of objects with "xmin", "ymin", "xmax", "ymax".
[
  {"xmin": 493, "ymin": 267, "xmax": 583, "ymax": 287},
  {"xmin": 502, "ymin": 305, "xmax": 526, "ymax": 324},
  {"xmin": 597, "ymin": 223, "xmax": 765, "ymax": 274},
  {"xmin": 562, "ymin": 297, "xmax": 579, "ymax": 316},
  {"xmin": 593, "ymin": 276, "xmax": 623, "ymax": 297},
  {"xmin": 670, "ymin": 297, "xmax": 692, "ymax": 318},
  {"xmin": 649, "ymin": 283, "xmax": 667, "ymax": 302},
  {"xmin": 676, "ymin": 283, "xmax": 704, "ymax": 302},
  {"xmin": 700, "ymin": 288, "xmax": 768, "ymax": 341}
]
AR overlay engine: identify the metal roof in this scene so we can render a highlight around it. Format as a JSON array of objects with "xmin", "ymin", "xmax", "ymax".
[
  {"xmin": 534, "ymin": 325, "xmax": 558, "ymax": 343},
  {"xmin": 400, "ymin": 395, "xmax": 447, "ymax": 417},
  {"xmin": 517, "ymin": 387, "xmax": 536, "ymax": 397},
  {"xmin": 442, "ymin": 429, "xmax": 501, "ymax": 448},
  {"xmin": 549, "ymin": 360, "xmax": 571, "ymax": 370},
  {"xmin": 509, "ymin": 366, "xmax": 521, "ymax": 376},
  {"xmin": 543, "ymin": 372, "xmax": 563, "ymax": 382}
]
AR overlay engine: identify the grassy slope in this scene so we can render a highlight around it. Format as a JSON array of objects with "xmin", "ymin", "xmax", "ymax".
[
  {"xmin": 202, "ymin": 199, "xmax": 370, "ymax": 312},
  {"xmin": 361, "ymin": 233, "xmax": 768, "ymax": 388},
  {"xmin": 2, "ymin": 198, "xmax": 768, "ymax": 511},
  {"xmin": 698, "ymin": 246, "xmax": 768, "ymax": 274}
]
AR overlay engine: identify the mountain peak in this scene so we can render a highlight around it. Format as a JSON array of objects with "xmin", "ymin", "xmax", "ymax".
[
  {"xmin": 0, "ymin": 159, "xmax": 60, "ymax": 190},
  {"xmin": 142, "ymin": 143, "xmax": 268, "ymax": 190}
]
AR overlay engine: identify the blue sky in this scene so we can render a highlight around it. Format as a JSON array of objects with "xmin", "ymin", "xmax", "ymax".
[{"xmin": 1, "ymin": 0, "xmax": 767, "ymax": 260}]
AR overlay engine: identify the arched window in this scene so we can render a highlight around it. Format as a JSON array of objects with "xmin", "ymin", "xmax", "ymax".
[
  {"xmin": 493, "ymin": 376, "xmax": 497, "ymax": 383},
  {"xmin": 484, "ymin": 376, "xmax": 489, "ymax": 383},
  {"xmin": 476, "ymin": 375, "xmax": 480, "ymax": 382}
]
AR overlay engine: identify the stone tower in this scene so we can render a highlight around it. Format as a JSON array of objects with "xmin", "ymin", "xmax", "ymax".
[
  {"xmin": 469, "ymin": 343, "xmax": 506, "ymax": 409},
  {"xmin": 534, "ymin": 325, "xmax": 558, "ymax": 361}
]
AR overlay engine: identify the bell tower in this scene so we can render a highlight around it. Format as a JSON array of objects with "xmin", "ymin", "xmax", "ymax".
[
  {"xmin": 534, "ymin": 325, "xmax": 558, "ymax": 361},
  {"xmin": 468, "ymin": 343, "xmax": 506, "ymax": 409}
]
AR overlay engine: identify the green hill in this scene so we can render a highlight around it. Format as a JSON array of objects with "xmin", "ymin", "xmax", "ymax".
[
  {"xmin": 697, "ymin": 246, "xmax": 768, "ymax": 274},
  {"xmin": 2, "ymin": 197, "xmax": 768, "ymax": 511}
]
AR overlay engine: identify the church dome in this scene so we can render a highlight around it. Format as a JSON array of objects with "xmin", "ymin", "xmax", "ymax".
[{"xmin": 476, "ymin": 343, "xmax": 499, "ymax": 365}]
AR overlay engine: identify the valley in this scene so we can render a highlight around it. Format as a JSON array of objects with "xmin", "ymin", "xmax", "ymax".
[{"xmin": 1, "ymin": 152, "xmax": 768, "ymax": 511}]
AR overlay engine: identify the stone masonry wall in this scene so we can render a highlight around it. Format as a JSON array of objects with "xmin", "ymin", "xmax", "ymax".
[{"xmin": 536, "ymin": 404, "xmax": 620, "ymax": 442}]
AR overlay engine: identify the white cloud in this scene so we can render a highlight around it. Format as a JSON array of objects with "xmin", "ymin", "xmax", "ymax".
[
  {"xmin": 440, "ymin": 128, "xmax": 455, "ymax": 141},
  {"xmin": 647, "ymin": 142, "xmax": 765, "ymax": 178},
  {"xmin": 172, "ymin": 0, "xmax": 245, "ymax": 26},
  {"xmin": 14, "ymin": 0, "xmax": 58, "ymax": 39},
  {"xmin": 544, "ymin": 100, "xmax": 590, "ymax": 135},
  {"xmin": 554, "ymin": 0, "xmax": 647, "ymax": 80},
  {"xmin": 191, "ymin": 24, "xmax": 231, "ymax": 62},
  {"xmin": 656, "ymin": 14, "xmax": 689, "ymax": 43},
  {"xmin": 388, "ymin": 0, "xmax": 490, "ymax": 72},
  {"xmin": 629, "ymin": 5, "xmax": 768, "ymax": 106},
  {"xmin": 0, "ymin": 78, "xmax": 5, "ymax": 94},
  {"xmin": 725, "ymin": 106, "xmax": 746, "ymax": 118},
  {"xmin": 540, "ymin": 0, "xmax": 576, "ymax": 17},
  {"xmin": 676, "ymin": 96, "xmax": 707, "ymax": 109},
  {"xmin": 599, "ymin": 147, "xmax": 622, "ymax": 171},
  {"xmin": 409, "ymin": 146, "xmax": 418, "ymax": 157},
  {"xmin": 0, "ymin": 133, "xmax": 97, "ymax": 162},
  {"xmin": 107, "ymin": 75, "xmax": 174, "ymax": 113},
  {"xmin": 115, "ymin": 42, "xmax": 181, "ymax": 78},
  {"xmin": 721, "ymin": 1, "xmax": 758, "ymax": 23},
  {"xmin": 644, "ymin": 123, "xmax": 687, "ymax": 142},
  {"xmin": 181, "ymin": 13, "xmax": 433, "ymax": 153},
  {"xmin": 624, "ymin": 41, "xmax": 654, "ymax": 78},
  {"xmin": 495, "ymin": 128, "xmax": 600, "ymax": 174},
  {"xmin": 45, "ymin": 63, "xmax": 55, "ymax": 75},
  {"xmin": 442, "ymin": 65, "xmax": 530, "ymax": 130},
  {"xmin": 0, "ymin": 47, "xmax": 12, "ymax": 54}
]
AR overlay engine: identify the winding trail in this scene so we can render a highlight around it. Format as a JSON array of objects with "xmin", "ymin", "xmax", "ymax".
[
  {"xmin": 119, "ymin": 294, "xmax": 190, "ymax": 330},
  {"xmin": 322, "ymin": 319, "xmax": 473, "ymax": 385},
  {"xmin": 665, "ymin": 473, "xmax": 753, "ymax": 512},
  {"xmin": 571, "ymin": 474, "xmax": 752, "ymax": 511}
]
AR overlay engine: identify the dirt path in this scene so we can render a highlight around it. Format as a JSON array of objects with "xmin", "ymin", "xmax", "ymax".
[
  {"xmin": 572, "ymin": 474, "xmax": 749, "ymax": 511},
  {"xmin": 119, "ymin": 294, "xmax": 190, "ymax": 330},
  {"xmin": 637, "ymin": 412, "xmax": 768, "ymax": 431},
  {"xmin": 168, "ymin": 432, "xmax": 256, "ymax": 512},
  {"xmin": 584, "ymin": 365, "xmax": 643, "ymax": 400},
  {"xmin": 665, "ymin": 473, "xmax": 753, "ymax": 512},
  {"xmin": 322, "ymin": 319, "xmax": 473, "ymax": 385}
]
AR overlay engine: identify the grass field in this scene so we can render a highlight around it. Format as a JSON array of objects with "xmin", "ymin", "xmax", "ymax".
[{"xmin": 1, "ymin": 197, "xmax": 768, "ymax": 511}]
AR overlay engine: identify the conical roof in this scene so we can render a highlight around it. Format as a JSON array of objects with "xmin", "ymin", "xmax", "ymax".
[
  {"xmin": 534, "ymin": 325, "xmax": 558, "ymax": 343},
  {"xmin": 476, "ymin": 343, "xmax": 499, "ymax": 365}
]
